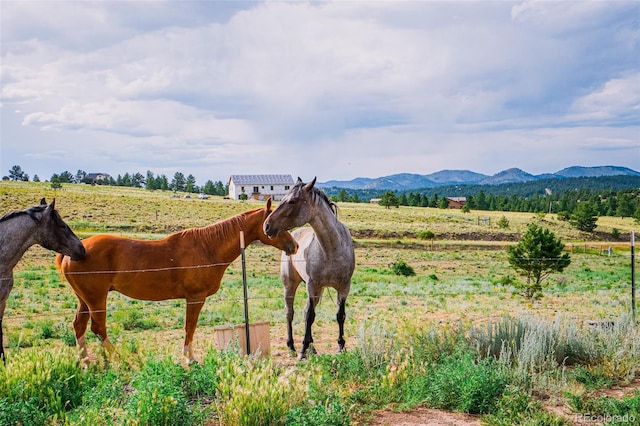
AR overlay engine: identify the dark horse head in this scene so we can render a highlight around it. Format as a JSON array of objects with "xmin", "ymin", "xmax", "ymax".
[{"xmin": 29, "ymin": 198, "xmax": 86, "ymax": 261}]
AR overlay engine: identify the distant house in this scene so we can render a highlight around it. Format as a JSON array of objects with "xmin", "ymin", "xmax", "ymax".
[
  {"xmin": 86, "ymin": 173, "xmax": 111, "ymax": 183},
  {"xmin": 446, "ymin": 197, "xmax": 466, "ymax": 209},
  {"xmin": 228, "ymin": 174, "xmax": 294, "ymax": 201},
  {"xmin": 370, "ymin": 198, "xmax": 381, "ymax": 204}
]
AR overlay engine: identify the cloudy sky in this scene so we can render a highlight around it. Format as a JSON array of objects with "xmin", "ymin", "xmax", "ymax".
[{"xmin": 1, "ymin": 1, "xmax": 638, "ymax": 184}]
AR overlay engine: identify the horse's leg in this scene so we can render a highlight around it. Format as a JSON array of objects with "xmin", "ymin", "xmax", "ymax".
[
  {"xmin": 284, "ymin": 284, "xmax": 298, "ymax": 354},
  {"xmin": 0, "ymin": 276, "xmax": 14, "ymax": 363},
  {"xmin": 73, "ymin": 298, "xmax": 91, "ymax": 363},
  {"xmin": 336, "ymin": 295, "xmax": 347, "ymax": 352},
  {"xmin": 0, "ymin": 299, "xmax": 6, "ymax": 363},
  {"xmin": 282, "ymin": 258, "xmax": 301, "ymax": 355},
  {"xmin": 88, "ymin": 299, "xmax": 115, "ymax": 356},
  {"xmin": 300, "ymin": 284, "xmax": 322, "ymax": 360},
  {"xmin": 0, "ymin": 307, "xmax": 5, "ymax": 364},
  {"xmin": 183, "ymin": 298, "xmax": 205, "ymax": 364}
]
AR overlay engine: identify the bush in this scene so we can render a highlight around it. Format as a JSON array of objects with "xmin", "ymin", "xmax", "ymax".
[
  {"xmin": 390, "ymin": 260, "xmax": 415, "ymax": 276},
  {"xmin": 417, "ymin": 230, "xmax": 435, "ymax": 240},
  {"xmin": 398, "ymin": 350, "xmax": 510, "ymax": 414},
  {"xmin": 286, "ymin": 401, "xmax": 350, "ymax": 426},
  {"xmin": 497, "ymin": 216, "xmax": 509, "ymax": 229}
]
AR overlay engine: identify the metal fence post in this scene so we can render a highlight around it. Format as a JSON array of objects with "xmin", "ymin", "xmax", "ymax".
[{"xmin": 240, "ymin": 231, "xmax": 251, "ymax": 354}]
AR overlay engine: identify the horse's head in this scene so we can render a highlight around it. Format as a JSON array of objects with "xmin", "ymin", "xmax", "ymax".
[
  {"xmin": 263, "ymin": 177, "xmax": 318, "ymax": 238},
  {"xmin": 36, "ymin": 198, "xmax": 86, "ymax": 261},
  {"xmin": 258, "ymin": 198, "xmax": 298, "ymax": 255}
]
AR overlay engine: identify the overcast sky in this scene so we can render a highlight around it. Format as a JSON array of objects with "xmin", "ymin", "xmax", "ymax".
[{"xmin": 1, "ymin": 1, "xmax": 638, "ymax": 184}]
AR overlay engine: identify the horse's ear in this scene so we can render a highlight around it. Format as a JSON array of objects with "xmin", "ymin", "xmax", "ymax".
[
  {"xmin": 266, "ymin": 197, "xmax": 272, "ymax": 211},
  {"xmin": 40, "ymin": 198, "xmax": 47, "ymax": 205},
  {"xmin": 296, "ymin": 177, "xmax": 303, "ymax": 185},
  {"xmin": 303, "ymin": 177, "xmax": 316, "ymax": 192},
  {"xmin": 44, "ymin": 198, "xmax": 56, "ymax": 215}
]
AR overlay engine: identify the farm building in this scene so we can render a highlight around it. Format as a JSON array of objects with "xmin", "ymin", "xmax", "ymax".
[
  {"xmin": 86, "ymin": 173, "xmax": 111, "ymax": 183},
  {"xmin": 446, "ymin": 197, "xmax": 467, "ymax": 209},
  {"xmin": 228, "ymin": 174, "xmax": 294, "ymax": 201}
]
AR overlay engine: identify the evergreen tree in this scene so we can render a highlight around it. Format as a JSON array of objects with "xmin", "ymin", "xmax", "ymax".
[
  {"xmin": 569, "ymin": 202, "xmax": 598, "ymax": 232},
  {"xmin": 185, "ymin": 174, "xmax": 197, "ymax": 193},
  {"xmin": 132, "ymin": 172, "xmax": 145, "ymax": 188},
  {"xmin": 379, "ymin": 191, "xmax": 399, "ymax": 208},
  {"xmin": 157, "ymin": 174, "xmax": 169, "ymax": 191},
  {"xmin": 337, "ymin": 189, "xmax": 349, "ymax": 202},
  {"xmin": 145, "ymin": 171, "xmax": 156, "ymax": 191},
  {"xmin": 615, "ymin": 192, "xmax": 635, "ymax": 218},
  {"xmin": 171, "ymin": 172, "xmax": 186, "ymax": 192},
  {"xmin": 507, "ymin": 223, "xmax": 571, "ymax": 300},
  {"xmin": 203, "ymin": 180, "xmax": 215, "ymax": 195},
  {"xmin": 75, "ymin": 170, "xmax": 87, "ymax": 183},
  {"xmin": 8, "ymin": 165, "xmax": 27, "ymax": 181}
]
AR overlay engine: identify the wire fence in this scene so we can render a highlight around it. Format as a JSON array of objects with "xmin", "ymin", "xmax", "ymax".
[{"xmin": 4, "ymin": 244, "xmax": 636, "ymax": 327}]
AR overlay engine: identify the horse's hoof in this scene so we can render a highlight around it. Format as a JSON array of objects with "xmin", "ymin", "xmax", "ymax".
[{"xmin": 297, "ymin": 352, "xmax": 307, "ymax": 361}]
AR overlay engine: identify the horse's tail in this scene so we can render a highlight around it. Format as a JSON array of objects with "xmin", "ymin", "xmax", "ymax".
[{"xmin": 55, "ymin": 253, "xmax": 67, "ymax": 281}]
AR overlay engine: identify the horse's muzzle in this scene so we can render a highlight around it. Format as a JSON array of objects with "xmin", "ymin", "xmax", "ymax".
[
  {"xmin": 263, "ymin": 222, "xmax": 277, "ymax": 238},
  {"xmin": 70, "ymin": 246, "xmax": 86, "ymax": 261},
  {"xmin": 285, "ymin": 242, "xmax": 299, "ymax": 256}
]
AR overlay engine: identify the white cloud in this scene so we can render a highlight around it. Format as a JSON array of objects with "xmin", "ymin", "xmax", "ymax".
[
  {"xmin": 1, "ymin": 0, "xmax": 638, "ymax": 182},
  {"xmin": 568, "ymin": 73, "xmax": 640, "ymax": 124}
]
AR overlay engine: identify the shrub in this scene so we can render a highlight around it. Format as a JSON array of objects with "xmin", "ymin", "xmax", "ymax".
[
  {"xmin": 286, "ymin": 401, "xmax": 350, "ymax": 426},
  {"xmin": 398, "ymin": 350, "xmax": 510, "ymax": 414},
  {"xmin": 417, "ymin": 230, "xmax": 435, "ymax": 240},
  {"xmin": 0, "ymin": 349, "xmax": 85, "ymax": 424},
  {"xmin": 497, "ymin": 216, "xmax": 509, "ymax": 229},
  {"xmin": 481, "ymin": 387, "xmax": 571, "ymax": 425},
  {"xmin": 390, "ymin": 260, "xmax": 415, "ymax": 276},
  {"xmin": 126, "ymin": 355, "xmax": 208, "ymax": 425}
]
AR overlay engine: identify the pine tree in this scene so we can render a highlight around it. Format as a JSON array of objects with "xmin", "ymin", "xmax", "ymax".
[{"xmin": 507, "ymin": 223, "xmax": 571, "ymax": 300}]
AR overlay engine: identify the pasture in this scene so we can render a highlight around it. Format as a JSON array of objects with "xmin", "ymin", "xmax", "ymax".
[{"xmin": 1, "ymin": 181, "xmax": 639, "ymax": 425}]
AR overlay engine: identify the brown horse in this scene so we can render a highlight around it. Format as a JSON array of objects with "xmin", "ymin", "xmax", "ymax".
[{"xmin": 57, "ymin": 199, "xmax": 298, "ymax": 364}]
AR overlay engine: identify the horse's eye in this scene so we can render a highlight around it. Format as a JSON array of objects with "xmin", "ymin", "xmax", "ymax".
[{"xmin": 288, "ymin": 199, "xmax": 296, "ymax": 205}]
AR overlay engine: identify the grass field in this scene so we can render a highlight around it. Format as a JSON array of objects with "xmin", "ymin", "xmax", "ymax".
[{"xmin": 1, "ymin": 181, "xmax": 639, "ymax": 425}]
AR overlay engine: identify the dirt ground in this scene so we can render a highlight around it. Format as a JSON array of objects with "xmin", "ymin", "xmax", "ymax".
[{"xmin": 363, "ymin": 408, "xmax": 481, "ymax": 426}]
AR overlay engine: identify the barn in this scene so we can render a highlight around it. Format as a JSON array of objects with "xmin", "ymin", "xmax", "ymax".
[
  {"xmin": 227, "ymin": 174, "xmax": 294, "ymax": 201},
  {"xmin": 446, "ymin": 197, "xmax": 467, "ymax": 209}
]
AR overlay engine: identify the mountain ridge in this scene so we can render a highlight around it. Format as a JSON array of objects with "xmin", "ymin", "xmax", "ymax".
[{"xmin": 318, "ymin": 166, "xmax": 640, "ymax": 190}]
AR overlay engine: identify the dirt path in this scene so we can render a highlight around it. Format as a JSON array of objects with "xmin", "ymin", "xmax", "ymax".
[{"xmin": 362, "ymin": 408, "xmax": 481, "ymax": 426}]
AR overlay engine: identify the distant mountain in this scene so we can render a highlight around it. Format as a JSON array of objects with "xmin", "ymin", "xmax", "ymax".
[
  {"xmin": 318, "ymin": 166, "xmax": 640, "ymax": 191},
  {"xmin": 554, "ymin": 166, "xmax": 638, "ymax": 178},
  {"xmin": 479, "ymin": 168, "xmax": 535, "ymax": 185},
  {"xmin": 425, "ymin": 169, "xmax": 486, "ymax": 185}
]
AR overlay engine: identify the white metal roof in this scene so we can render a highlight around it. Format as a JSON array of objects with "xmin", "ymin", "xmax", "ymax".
[{"xmin": 229, "ymin": 174, "xmax": 294, "ymax": 185}]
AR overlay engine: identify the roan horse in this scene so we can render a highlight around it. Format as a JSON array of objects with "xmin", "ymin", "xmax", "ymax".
[
  {"xmin": 56, "ymin": 199, "xmax": 297, "ymax": 364},
  {"xmin": 0, "ymin": 199, "xmax": 85, "ymax": 362},
  {"xmin": 263, "ymin": 177, "xmax": 355, "ymax": 359}
]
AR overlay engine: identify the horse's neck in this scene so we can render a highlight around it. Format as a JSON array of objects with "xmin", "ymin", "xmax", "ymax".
[
  {"xmin": 308, "ymin": 203, "xmax": 345, "ymax": 252},
  {"xmin": 0, "ymin": 216, "xmax": 38, "ymax": 272},
  {"xmin": 201, "ymin": 214, "xmax": 257, "ymax": 262}
]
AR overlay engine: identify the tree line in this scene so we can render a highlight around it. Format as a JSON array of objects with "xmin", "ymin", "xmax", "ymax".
[
  {"xmin": 3, "ymin": 165, "xmax": 228, "ymax": 196},
  {"xmin": 327, "ymin": 176, "xmax": 640, "ymax": 224}
]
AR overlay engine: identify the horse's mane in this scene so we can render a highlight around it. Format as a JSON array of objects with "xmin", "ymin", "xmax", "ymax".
[
  {"xmin": 0, "ymin": 204, "xmax": 47, "ymax": 223},
  {"xmin": 176, "ymin": 207, "xmax": 262, "ymax": 243},
  {"xmin": 291, "ymin": 181, "xmax": 338, "ymax": 216}
]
